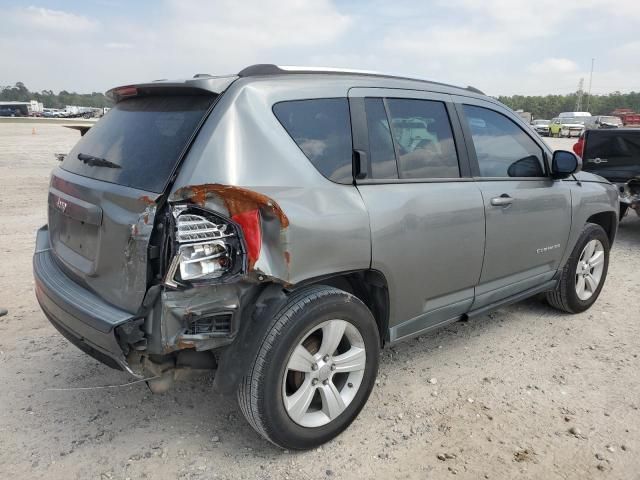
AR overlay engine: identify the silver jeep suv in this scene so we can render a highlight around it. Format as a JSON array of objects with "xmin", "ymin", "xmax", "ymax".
[{"xmin": 33, "ymin": 64, "xmax": 619, "ymax": 449}]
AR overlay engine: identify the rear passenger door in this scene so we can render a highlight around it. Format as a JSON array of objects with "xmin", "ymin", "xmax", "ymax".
[
  {"xmin": 349, "ymin": 88, "xmax": 486, "ymax": 341},
  {"xmin": 454, "ymin": 98, "xmax": 572, "ymax": 309}
]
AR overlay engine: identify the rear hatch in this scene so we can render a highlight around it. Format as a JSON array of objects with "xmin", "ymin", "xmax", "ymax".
[
  {"xmin": 49, "ymin": 88, "xmax": 221, "ymax": 313},
  {"xmin": 582, "ymin": 129, "xmax": 640, "ymax": 183}
]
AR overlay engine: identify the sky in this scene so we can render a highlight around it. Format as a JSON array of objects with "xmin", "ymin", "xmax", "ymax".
[{"xmin": 1, "ymin": 0, "xmax": 639, "ymax": 96}]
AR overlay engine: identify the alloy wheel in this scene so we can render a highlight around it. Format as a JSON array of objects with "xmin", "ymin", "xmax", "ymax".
[
  {"xmin": 575, "ymin": 239, "xmax": 605, "ymax": 301},
  {"xmin": 282, "ymin": 319, "xmax": 366, "ymax": 427}
]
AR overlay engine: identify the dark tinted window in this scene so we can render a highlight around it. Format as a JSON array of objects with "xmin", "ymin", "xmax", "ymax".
[
  {"xmin": 364, "ymin": 98, "xmax": 398, "ymax": 179},
  {"xmin": 273, "ymin": 98, "xmax": 353, "ymax": 183},
  {"xmin": 463, "ymin": 105, "xmax": 545, "ymax": 178},
  {"xmin": 61, "ymin": 95, "xmax": 215, "ymax": 193},
  {"xmin": 386, "ymin": 98, "xmax": 460, "ymax": 179},
  {"xmin": 582, "ymin": 130, "xmax": 640, "ymax": 181}
]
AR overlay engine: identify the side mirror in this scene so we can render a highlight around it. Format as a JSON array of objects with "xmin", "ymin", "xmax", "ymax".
[
  {"xmin": 551, "ymin": 150, "xmax": 581, "ymax": 179},
  {"xmin": 507, "ymin": 155, "xmax": 545, "ymax": 177}
]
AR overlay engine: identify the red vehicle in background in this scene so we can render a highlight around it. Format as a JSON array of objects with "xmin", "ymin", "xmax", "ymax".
[
  {"xmin": 573, "ymin": 134, "xmax": 585, "ymax": 157},
  {"xmin": 611, "ymin": 108, "xmax": 640, "ymax": 127}
]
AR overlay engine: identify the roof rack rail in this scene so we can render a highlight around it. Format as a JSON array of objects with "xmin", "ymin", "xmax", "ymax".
[
  {"xmin": 465, "ymin": 85, "xmax": 485, "ymax": 95},
  {"xmin": 237, "ymin": 64, "xmax": 485, "ymax": 95},
  {"xmin": 238, "ymin": 64, "xmax": 384, "ymax": 77},
  {"xmin": 193, "ymin": 73, "xmax": 213, "ymax": 78},
  {"xmin": 237, "ymin": 64, "xmax": 283, "ymax": 76}
]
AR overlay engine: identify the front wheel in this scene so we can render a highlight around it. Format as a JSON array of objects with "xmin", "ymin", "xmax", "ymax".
[
  {"xmin": 238, "ymin": 286, "xmax": 380, "ymax": 449},
  {"xmin": 546, "ymin": 223, "xmax": 610, "ymax": 313}
]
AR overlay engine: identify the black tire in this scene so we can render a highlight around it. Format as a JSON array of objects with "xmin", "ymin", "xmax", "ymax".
[
  {"xmin": 546, "ymin": 223, "xmax": 610, "ymax": 313},
  {"xmin": 237, "ymin": 285, "xmax": 380, "ymax": 450}
]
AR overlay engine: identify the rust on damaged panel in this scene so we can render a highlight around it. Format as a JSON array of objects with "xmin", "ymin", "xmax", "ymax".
[
  {"xmin": 138, "ymin": 196, "xmax": 157, "ymax": 224},
  {"xmin": 139, "ymin": 195, "xmax": 156, "ymax": 206},
  {"xmin": 176, "ymin": 339, "xmax": 197, "ymax": 350},
  {"xmin": 171, "ymin": 184, "xmax": 289, "ymax": 228}
]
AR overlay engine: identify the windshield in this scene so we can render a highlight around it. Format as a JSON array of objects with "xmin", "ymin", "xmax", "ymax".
[
  {"xmin": 560, "ymin": 118, "xmax": 584, "ymax": 125},
  {"xmin": 61, "ymin": 94, "xmax": 215, "ymax": 192},
  {"xmin": 533, "ymin": 120, "xmax": 550, "ymax": 125}
]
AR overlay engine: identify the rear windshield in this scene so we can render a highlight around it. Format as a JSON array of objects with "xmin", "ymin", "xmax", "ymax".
[
  {"xmin": 584, "ymin": 131, "xmax": 640, "ymax": 170},
  {"xmin": 61, "ymin": 94, "xmax": 214, "ymax": 192}
]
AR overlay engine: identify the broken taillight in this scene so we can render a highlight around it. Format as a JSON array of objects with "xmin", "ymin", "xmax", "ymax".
[
  {"xmin": 165, "ymin": 207, "xmax": 246, "ymax": 286},
  {"xmin": 231, "ymin": 209, "xmax": 261, "ymax": 267}
]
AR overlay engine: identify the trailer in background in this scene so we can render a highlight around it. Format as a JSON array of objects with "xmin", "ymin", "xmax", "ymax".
[
  {"xmin": 611, "ymin": 108, "xmax": 640, "ymax": 127},
  {"xmin": 0, "ymin": 100, "xmax": 43, "ymax": 116},
  {"xmin": 65, "ymin": 105, "xmax": 99, "ymax": 118}
]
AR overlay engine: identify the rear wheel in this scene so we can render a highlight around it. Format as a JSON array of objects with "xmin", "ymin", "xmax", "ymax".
[
  {"xmin": 237, "ymin": 286, "xmax": 380, "ymax": 449},
  {"xmin": 546, "ymin": 224, "xmax": 610, "ymax": 313}
]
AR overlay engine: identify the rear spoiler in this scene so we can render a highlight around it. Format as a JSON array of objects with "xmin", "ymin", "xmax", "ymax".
[{"xmin": 106, "ymin": 76, "xmax": 238, "ymax": 103}]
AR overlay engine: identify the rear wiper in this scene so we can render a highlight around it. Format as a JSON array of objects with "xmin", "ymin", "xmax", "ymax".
[{"xmin": 77, "ymin": 153, "xmax": 121, "ymax": 169}]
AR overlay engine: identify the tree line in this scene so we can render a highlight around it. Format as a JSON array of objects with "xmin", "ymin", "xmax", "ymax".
[
  {"xmin": 1, "ymin": 81, "xmax": 640, "ymax": 119},
  {"xmin": 0, "ymin": 82, "xmax": 112, "ymax": 109},
  {"xmin": 497, "ymin": 91, "xmax": 640, "ymax": 120}
]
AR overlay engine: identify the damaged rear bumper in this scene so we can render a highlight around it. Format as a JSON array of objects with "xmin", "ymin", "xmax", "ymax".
[{"xmin": 33, "ymin": 226, "xmax": 141, "ymax": 376}]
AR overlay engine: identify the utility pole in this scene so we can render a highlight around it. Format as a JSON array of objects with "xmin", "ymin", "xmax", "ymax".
[
  {"xmin": 586, "ymin": 58, "xmax": 595, "ymax": 112},
  {"xmin": 575, "ymin": 77, "xmax": 584, "ymax": 111}
]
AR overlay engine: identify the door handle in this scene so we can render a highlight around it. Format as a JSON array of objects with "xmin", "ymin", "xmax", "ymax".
[{"xmin": 490, "ymin": 194, "xmax": 513, "ymax": 207}]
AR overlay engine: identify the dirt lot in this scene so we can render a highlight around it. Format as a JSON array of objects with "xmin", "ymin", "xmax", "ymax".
[{"xmin": 1, "ymin": 123, "xmax": 639, "ymax": 480}]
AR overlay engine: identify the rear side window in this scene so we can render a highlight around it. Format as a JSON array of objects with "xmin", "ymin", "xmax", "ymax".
[
  {"xmin": 364, "ymin": 98, "xmax": 398, "ymax": 179},
  {"xmin": 385, "ymin": 98, "xmax": 460, "ymax": 179},
  {"xmin": 273, "ymin": 98, "xmax": 353, "ymax": 183},
  {"xmin": 62, "ymin": 95, "xmax": 215, "ymax": 193},
  {"xmin": 463, "ymin": 105, "xmax": 545, "ymax": 178}
]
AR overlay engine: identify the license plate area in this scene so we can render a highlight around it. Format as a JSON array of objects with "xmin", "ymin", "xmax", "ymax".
[{"xmin": 48, "ymin": 188, "xmax": 103, "ymax": 275}]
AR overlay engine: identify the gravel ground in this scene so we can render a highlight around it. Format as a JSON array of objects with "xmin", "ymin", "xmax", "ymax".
[{"xmin": 1, "ymin": 123, "xmax": 639, "ymax": 479}]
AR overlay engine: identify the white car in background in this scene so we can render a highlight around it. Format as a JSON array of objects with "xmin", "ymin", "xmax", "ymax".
[{"xmin": 531, "ymin": 119, "xmax": 551, "ymax": 136}]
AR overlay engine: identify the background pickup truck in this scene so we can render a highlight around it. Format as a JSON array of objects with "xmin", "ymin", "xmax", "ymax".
[{"xmin": 576, "ymin": 128, "xmax": 640, "ymax": 219}]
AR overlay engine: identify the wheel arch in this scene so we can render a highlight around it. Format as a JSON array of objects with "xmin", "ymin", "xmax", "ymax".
[
  {"xmin": 586, "ymin": 211, "xmax": 617, "ymax": 245},
  {"xmin": 213, "ymin": 269, "xmax": 390, "ymax": 394},
  {"xmin": 290, "ymin": 269, "xmax": 390, "ymax": 346}
]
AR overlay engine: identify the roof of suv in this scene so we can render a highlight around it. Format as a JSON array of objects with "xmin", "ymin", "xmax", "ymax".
[
  {"xmin": 107, "ymin": 64, "xmax": 487, "ymax": 102},
  {"xmin": 235, "ymin": 64, "xmax": 486, "ymax": 95}
]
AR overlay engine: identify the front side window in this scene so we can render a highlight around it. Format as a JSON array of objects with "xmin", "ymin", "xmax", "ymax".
[
  {"xmin": 463, "ymin": 105, "xmax": 545, "ymax": 178},
  {"xmin": 385, "ymin": 98, "xmax": 460, "ymax": 179},
  {"xmin": 273, "ymin": 98, "xmax": 353, "ymax": 183}
]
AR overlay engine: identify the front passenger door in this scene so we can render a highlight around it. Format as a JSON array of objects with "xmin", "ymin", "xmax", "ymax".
[{"xmin": 456, "ymin": 101, "xmax": 572, "ymax": 309}]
